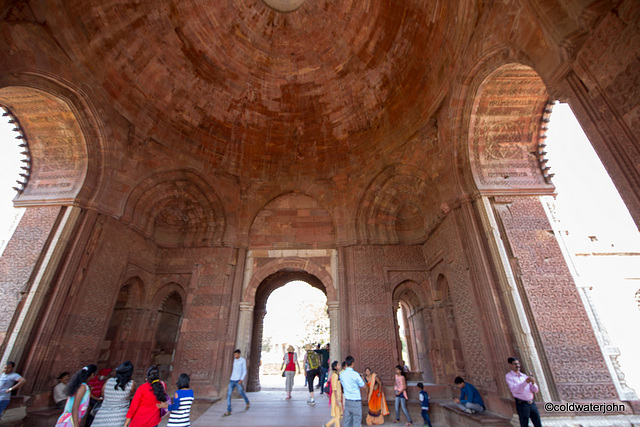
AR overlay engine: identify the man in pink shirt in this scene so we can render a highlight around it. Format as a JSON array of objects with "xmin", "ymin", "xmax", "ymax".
[{"xmin": 505, "ymin": 357, "xmax": 542, "ymax": 427}]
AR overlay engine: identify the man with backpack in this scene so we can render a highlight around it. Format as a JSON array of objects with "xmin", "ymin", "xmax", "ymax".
[{"xmin": 303, "ymin": 344, "xmax": 321, "ymax": 405}]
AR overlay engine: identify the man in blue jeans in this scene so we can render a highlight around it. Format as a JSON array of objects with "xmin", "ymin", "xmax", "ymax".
[
  {"xmin": 454, "ymin": 376, "xmax": 485, "ymax": 414},
  {"xmin": 223, "ymin": 349, "xmax": 250, "ymax": 416}
]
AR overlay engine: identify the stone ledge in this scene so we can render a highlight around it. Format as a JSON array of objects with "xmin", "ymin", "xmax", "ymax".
[{"xmin": 436, "ymin": 401, "xmax": 511, "ymax": 426}]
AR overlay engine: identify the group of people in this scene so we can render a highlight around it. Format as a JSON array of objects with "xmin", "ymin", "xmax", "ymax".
[
  {"xmin": 318, "ymin": 355, "xmax": 434, "ymax": 427},
  {"xmin": 278, "ymin": 345, "xmax": 429, "ymax": 427},
  {"xmin": 277, "ymin": 345, "xmax": 542, "ymax": 427},
  {"xmin": 52, "ymin": 362, "xmax": 194, "ymax": 427},
  {"xmin": 0, "ymin": 350, "xmax": 541, "ymax": 427}
]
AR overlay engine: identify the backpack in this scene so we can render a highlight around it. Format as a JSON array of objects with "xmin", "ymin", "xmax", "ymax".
[{"xmin": 307, "ymin": 351, "xmax": 320, "ymax": 370}]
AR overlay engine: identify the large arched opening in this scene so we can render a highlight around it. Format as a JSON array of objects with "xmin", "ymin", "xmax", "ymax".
[
  {"xmin": 258, "ymin": 281, "xmax": 329, "ymax": 389},
  {"xmin": 246, "ymin": 268, "xmax": 334, "ymax": 392}
]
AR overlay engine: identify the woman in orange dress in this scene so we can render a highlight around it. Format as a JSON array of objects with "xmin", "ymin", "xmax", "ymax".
[{"xmin": 364, "ymin": 367, "xmax": 389, "ymax": 425}]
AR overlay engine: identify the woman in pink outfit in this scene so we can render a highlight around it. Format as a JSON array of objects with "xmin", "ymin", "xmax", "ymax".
[{"xmin": 393, "ymin": 365, "xmax": 412, "ymax": 426}]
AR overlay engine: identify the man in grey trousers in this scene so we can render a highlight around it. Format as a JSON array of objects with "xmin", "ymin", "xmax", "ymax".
[{"xmin": 338, "ymin": 355, "xmax": 366, "ymax": 427}]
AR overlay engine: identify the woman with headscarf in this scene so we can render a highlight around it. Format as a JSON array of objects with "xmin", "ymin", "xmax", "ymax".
[
  {"xmin": 91, "ymin": 361, "xmax": 136, "ymax": 427},
  {"xmin": 124, "ymin": 365, "xmax": 167, "ymax": 427},
  {"xmin": 364, "ymin": 367, "xmax": 388, "ymax": 425},
  {"xmin": 280, "ymin": 345, "xmax": 300, "ymax": 400},
  {"xmin": 55, "ymin": 364, "xmax": 97, "ymax": 427}
]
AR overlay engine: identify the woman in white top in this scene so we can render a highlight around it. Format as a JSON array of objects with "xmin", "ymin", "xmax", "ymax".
[{"xmin": 91, "ymin": 361, "xmax": 136, "ymax": 427}]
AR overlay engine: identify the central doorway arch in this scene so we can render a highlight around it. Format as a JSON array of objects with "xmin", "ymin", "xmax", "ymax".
[
  {"xmin": 237, "ymin": 255, "xmax": 339, "ymax": 392},
  {"xmin": 249, "ymin": 272, "xmax": 327, "ymax": 391}
]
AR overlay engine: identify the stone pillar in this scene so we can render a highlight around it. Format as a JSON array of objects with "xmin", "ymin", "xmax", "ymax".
[
  {"xmin": 488, "ymin": 195, "xmax": 617, "ymax": 401},
  {"xmin": 327, "ymin": 301, "xmax": 340, "ymax": 363},
  {"xmin": 0, "ymin": 206, "xmax": 62, "ymax": 347},
  {"xmin": 247, "ymin": 307, "xmax": 266, "ymax": 392},
  {"xmin": 477, "ymin": 196, "xmax": 552, "ymax": 401},
  {"xmin": 1, "ymin": 206, "xmax": 80, "ymax": 366},
  {"xmin": 543, "ymin": 198, "xmax": 638, "ymax": 401},
  {"xmin": 235, "ymin": 302, "xmax": 254, "ymax": 357}
]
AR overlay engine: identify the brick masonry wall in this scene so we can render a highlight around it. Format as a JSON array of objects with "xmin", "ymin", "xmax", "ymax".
[
  {"xmin": 158, "ymin": 246, "xmax": 237, "ymax": 395},
  {"xmin": 45, "ymin": 216, "xmax": 159, "ymax": 380},
  {"xmin": 37, "ymin": 216, "xmax": 239, "ymax": 396},
  {"xmin": 249, "ymin": 192, "xmax": 335, "ymax": 249},
  {"xmin": 0, "ymin": 206, "xmax": 61, "ymax": 343}
]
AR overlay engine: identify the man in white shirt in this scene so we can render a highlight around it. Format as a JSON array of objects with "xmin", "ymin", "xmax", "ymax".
[
  {"xmin": 223, "ymin": 349, "xmax": 250, "ymax": 416},
  {"xmin": 52, "ymin": 371, "xmax": 70, "ymax": 409},
  {"xmin": 339, "ymin": 355, "xmax": 365, "ymax": 427}
]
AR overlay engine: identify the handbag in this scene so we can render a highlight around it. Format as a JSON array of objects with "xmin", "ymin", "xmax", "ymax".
[
  {"xmin": 90, "ymin": 400, "xmax": 102, "ymax": 417},
  {"xmin": 282, "ymin": 371, "xmax": 286, "ymax": 377}
]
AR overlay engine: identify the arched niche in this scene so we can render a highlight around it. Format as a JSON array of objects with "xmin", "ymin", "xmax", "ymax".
[
  {"xmin": 356, "ymin": 164, "xmax": 444, "ymax": 245},
  {"xmin": 152, "ymin": 289, "xmax": 185, "ymax": 381},
  {"xmin": 0, "ymin": 78, "xmax": 103, "ymax": 207},
  {"xmin": 466, "ymin": 63, "xmax": 555, "ymax": 195},
  {"xmin": 121, "ymin": 169, "xmax": 226, "ymax": 247},
  {"xmin": 391, "ymin": 279, "xmax": 435, "ymax": 383},
  {"xmin": 98, "ymin": 277, "xmax": 144, "ymax": 369}
]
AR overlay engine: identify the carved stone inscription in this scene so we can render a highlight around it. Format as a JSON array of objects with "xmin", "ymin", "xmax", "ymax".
[
  {"xmin": 469, "ymin": 65, "xmax": 551, "ymax": 191},
  {"xmin": 0, "ymin": 87, "xmax": 87, "ymax": 202}
]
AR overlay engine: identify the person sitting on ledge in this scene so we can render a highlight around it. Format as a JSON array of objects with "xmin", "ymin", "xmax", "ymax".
[{"xmin": 453, "ymin": 376, "xmax": 485, "ymax": 414}]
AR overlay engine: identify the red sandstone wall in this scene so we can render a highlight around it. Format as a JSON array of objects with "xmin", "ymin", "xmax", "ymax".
[
  {"xmin": 158, "ymin": 246, "xmax": 238, "ymax": 396},
  {"xmin": 422, "ymin": 214, "xmax": 495, "ymax": 390},
  {"xmin": 249, "ymin": 192, "xmax": 335, "ymax": 249},
  {"xmin": 40, "ymin": 216, "xmax": 159, "ymax": 386},
  {"xmin": 493, "ymin": 196, "xmax": 617, "ymax": 400},
  {"xmin": 342, "ymin": 244, "xmax": 429, "ymax": 382},
  {"xmin": 0, "ymin": 206, "xmax": 61, "ymax": 344}
]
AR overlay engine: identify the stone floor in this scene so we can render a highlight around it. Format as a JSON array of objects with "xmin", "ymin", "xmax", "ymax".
[{"xmin": 166, "ymin": 375, "xmax": 440, "ymax": 427}]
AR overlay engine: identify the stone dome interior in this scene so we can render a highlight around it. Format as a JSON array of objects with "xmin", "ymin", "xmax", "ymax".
[{"xmin": 42, "ymin": 0, "xmax": 475, "ymax": 177}]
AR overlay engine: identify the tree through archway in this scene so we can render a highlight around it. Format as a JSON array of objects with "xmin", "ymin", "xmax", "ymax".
[{"xmin": 259, "ymin": 281, "xmax": 329, "ymax": 389}]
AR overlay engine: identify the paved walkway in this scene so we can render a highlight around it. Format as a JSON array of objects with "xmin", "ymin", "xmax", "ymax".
[{"xmin": 183, "ymin": 375, "xmax": 438, "ymax": 427}]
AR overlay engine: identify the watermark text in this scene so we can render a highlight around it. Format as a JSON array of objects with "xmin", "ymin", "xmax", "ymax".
[{"xmin": 544, "ymin": 402, "xmax": 625, "ymax": 414}]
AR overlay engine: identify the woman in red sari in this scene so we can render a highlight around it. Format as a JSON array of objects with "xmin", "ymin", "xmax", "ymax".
[{"xmin": 364, "ymin": 367, "xmax": 389, "ymax": 425}]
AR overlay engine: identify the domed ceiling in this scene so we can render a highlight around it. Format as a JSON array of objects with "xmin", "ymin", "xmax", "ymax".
[{"xmin": 47, "ymin": 0, "xmax": 477, "ymax": 178}]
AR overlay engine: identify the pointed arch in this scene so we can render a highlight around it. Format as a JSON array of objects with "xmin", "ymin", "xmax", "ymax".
[
  {"xmin": 0, "ymin": 74, "xmax": 105, "ymax": 207},
  {"xmin": 121, "ymin": 169, "xmax": 226, "ymax": 247},
  {"xmin": 356, "ymin": 164, "xmax": 444, "ymax": 244},
  {"xmin": 457, "ymin": 56, "xmax": 555, "ymax": 195}
]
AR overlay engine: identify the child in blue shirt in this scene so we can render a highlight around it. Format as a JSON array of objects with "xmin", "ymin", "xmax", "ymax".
[{"xmin": 417, "ymin": 382, "xmax": 433, "ymax": 427}]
